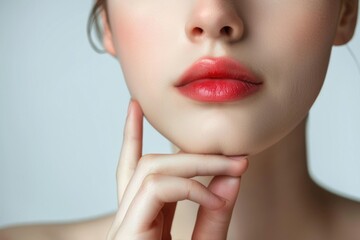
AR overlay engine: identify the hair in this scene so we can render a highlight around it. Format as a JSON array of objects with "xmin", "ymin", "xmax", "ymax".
[{"xmin": 87, "ymin": 0, "xmax": 107, "ymax": 53}]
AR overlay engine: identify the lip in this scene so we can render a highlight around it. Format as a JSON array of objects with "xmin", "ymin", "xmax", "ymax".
[{"xmin": 175, "ymin": 57, "xmax": 263, "ymax": 102}]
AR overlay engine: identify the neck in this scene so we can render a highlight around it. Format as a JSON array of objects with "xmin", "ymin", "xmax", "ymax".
[{"xmin": 172, "ymin": 117, "xmax": 332, "ymax": 239}]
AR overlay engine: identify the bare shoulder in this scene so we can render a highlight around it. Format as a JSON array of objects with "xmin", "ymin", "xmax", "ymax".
[{"xmin": 0, "ymin": 213, "xmax": 115, "ymax": 240}]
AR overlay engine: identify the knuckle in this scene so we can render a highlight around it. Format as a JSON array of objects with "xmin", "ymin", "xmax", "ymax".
[{"xmin": 142, "ymin": 173, "xmax": 161, "ymax": 190}]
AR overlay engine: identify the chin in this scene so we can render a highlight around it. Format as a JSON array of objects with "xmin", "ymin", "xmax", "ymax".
[
  {"xmin": 169, "ymin": 134, "xmax": 253, "ymax": 157},
  {"xmin": 164, "ymin": 119, "xmax": 295, "ymax": 158}
]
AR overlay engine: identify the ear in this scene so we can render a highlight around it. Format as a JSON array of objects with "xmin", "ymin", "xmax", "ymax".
[
  {"xmin": 333, "ymin": 0, "xmax": 358, "ymax": 45},
  {"xmin": 101, "ymin": 11, "xmax": 117, "ymax": 56}
]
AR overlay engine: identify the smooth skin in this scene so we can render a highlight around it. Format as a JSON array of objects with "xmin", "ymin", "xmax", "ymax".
[
  {"xmin": 2, "ymin": 100, "xmax": 360, "ymax": 240},
  {"xmin": 102, "ymin": 0, "xmax": 358, "ymax": 158},
  {"xmin": 1, "ymin": 0, "xmax": 360, "ymax": 239},
  {"xmin": 107, "ymin": 100, "xmax": 248, "ymax": 240}
]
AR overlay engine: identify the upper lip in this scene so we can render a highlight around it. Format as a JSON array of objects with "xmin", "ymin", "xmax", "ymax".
[{"xmin": 175, "ymin": 56, "xmax": 263, "ymax": 87}]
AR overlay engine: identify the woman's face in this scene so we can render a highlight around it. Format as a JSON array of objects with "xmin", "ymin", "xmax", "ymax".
[{"xmin": 104, "ymin": 0, "xmax": 356, "ymax": 156}]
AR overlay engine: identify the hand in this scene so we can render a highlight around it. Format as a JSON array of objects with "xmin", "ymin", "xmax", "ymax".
[{"xmin": 106, "ymin": 100, "xmax": 249, "ymax": 240}]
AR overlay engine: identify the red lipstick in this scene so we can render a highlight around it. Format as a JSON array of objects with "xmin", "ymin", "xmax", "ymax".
[{"xmin": 176, "ymin": 57, "xmax": 263, "ymax": 102}]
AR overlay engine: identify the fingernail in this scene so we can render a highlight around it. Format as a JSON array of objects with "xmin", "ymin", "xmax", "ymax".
[{"xmin": 228, "ymin": 155, "xmax": 248, "ymax": 161}]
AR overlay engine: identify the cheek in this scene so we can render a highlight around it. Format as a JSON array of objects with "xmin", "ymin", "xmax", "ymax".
[
  {"xmin": 113, "ymin": 21, "xmax": 160, "ymax": 90},
  {"xmin": 238, "ymin": 4, "xmax": 340, "ymax": 154},
  {"xmin": 105, "ymin": 1, "xmax": 341, "ymax": 156},
  {"xmin": 109, "ymin": 6, "xmax": 175, "ymax": 100},
  {"xmin": 255, "ymin": 4, "xmax": 340, "ymax": 110}
]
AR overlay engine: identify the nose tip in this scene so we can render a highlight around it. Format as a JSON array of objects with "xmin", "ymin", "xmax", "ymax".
[{"xmin": 185, "ymin": 3, "xmax": 245, "ymax": 43}]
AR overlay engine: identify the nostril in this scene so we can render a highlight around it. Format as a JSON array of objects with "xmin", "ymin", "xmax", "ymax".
[
  {"xmin": 221, "ymin": 26, "xmax": 233, "ymax": 36},
  {"xmin": 192, "ymin": 27, "xmax": 204, "ymax": 36}
]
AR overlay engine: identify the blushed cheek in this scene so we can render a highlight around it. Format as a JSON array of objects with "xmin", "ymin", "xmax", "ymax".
[{"xmin": 111, "ymin": 18, "xmax": 157, "ymax": 95}]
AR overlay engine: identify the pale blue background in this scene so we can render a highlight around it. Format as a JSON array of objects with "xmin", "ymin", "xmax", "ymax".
[{"xmin": 0, "ymin": 1, "xmax": 359, "ymax": 227}]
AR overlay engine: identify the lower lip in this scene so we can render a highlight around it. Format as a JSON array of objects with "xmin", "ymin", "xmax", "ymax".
[{"xmin": 177, "ymin": 79, "xmax": 262, "ymax": 102}]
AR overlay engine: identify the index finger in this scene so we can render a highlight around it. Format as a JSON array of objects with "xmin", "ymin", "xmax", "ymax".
[{"xmin": 116, "ymin": 99, "xmax": 144, "ymax": 206}]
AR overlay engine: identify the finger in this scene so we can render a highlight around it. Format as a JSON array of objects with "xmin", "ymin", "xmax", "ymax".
[
  {"xmin": 117, "ymin": 154, "xmax": 247, "ymax": 227},
  {"xmin": 192, "ymin": 170, "xmax": 247, "ymax": 240},
  {"xmin": 111, "ymin": 154, "xmax": 245, "ymax": 240},
  {"xmin": 192, "ymin": 175, "xmax": 244, "ymax": 240},
  {"xmin": 119, "ymin": 175, "xmax": 226, "ymax": 235},
  {"xmin": 116, "ymin": 99, "xmax": 143, "ymax": 205},
  {"xmin": 107, "ymin": 100, "xmax": 144, "ymax": 240}
]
